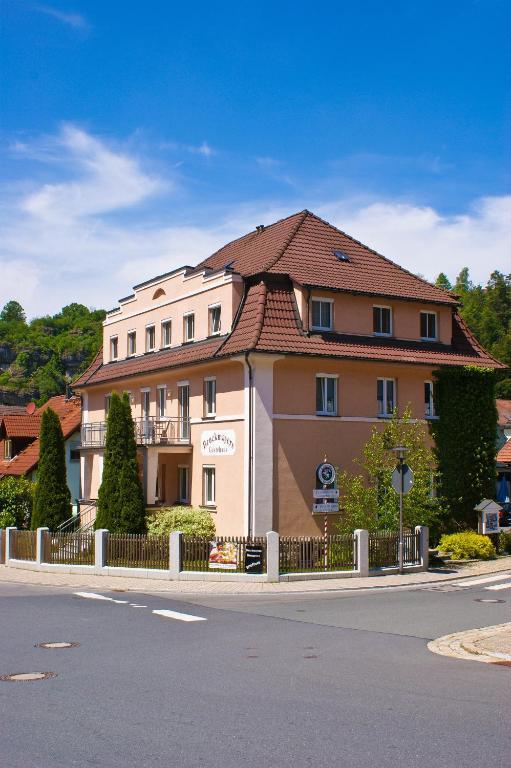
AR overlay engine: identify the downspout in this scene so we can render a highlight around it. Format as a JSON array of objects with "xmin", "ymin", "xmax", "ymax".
[{"xmin": 245, "ymin": 351, "xmax": 254, "ymax": 538}]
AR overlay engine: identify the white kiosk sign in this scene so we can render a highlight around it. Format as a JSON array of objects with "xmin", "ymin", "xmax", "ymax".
[{"xmin": 201, "ymin": 430, "xmax": 236, "ymax": 456}]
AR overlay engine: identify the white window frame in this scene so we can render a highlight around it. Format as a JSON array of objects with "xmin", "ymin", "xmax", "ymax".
[
  {"xmin": 110, "ymin": 335, "xmax": 118, "ymax": 361},
  {"xmin": 183, "ymin": 312, "xmax": 195, "ymax": 343},
  {"xmin": 208, "ymin": 304, "xmax": 221, "ymax": 336},
  {"xmin": 127, "ymin": 330, "xmax": 136, "ymax": 357},
  {"xmin": 420, "ymin": 311, "xmax": 437, "ymax": 341},
  {"xmin": 157, "ymin": 385, "xmax": 167, "ymax": 419},
  {"xmin": 145, "ymin": 324, "xmax": 156, "ymax": 352},
  {"xmin": 377, "ymin": 378, "xmax": 396, "ymax": 417},
  {"xmin": 316, "ymin": 374, "xmax": 338, "ymax": 416},
  {"xmin": 203, "ymin": 377, "xmax": 216, "ymax": 418},
  {"xmin": 161, "ymin": 319, "xmax": 172, "ymax": 349},
  {"xmin": 203, "ymin": 465, "xmax": 216, "ymax": 507},
  {"xmin": 424, "ymin": 380, "xmax": 435, "ymax": 419},
  {"xmin": 373, "ymin": 305, "xmax": 393, "ymax": 336},
  {"xmin": 4, "ymin": 438, "xmax": 12, "ymax": 460},
  {"xmin": 311, "ymin": 297, "xmax": 333, "ymax": 331},
  {"xmin": 178, "ymin": 465, "xmax": 190, "ymax": 504},
  {"xmin": 141, "ymin": 388, "xmax": 151, "ymax": 419}
]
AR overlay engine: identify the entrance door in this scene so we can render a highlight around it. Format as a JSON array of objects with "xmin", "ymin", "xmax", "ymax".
[{"xmin": 178, "ymin": 384, "xmax": 190, "ymax": 440}]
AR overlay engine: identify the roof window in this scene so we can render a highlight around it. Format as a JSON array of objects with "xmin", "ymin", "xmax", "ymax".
[{"xmin": 334, "ymin": 250, "xmax": 350, "ymax": 262}]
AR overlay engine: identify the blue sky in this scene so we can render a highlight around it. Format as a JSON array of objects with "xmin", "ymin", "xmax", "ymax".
[{"xmin": 1, "ymin": 0, "xmax": 510, "ymax": 315}]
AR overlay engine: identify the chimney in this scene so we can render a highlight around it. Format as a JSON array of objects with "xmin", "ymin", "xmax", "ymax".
[{"xmin": 255, "ymin": 224, "xmax": 265, "ymax": 233}]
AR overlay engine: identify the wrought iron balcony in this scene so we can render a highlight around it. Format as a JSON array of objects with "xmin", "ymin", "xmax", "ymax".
[{"xmin": 80, "ymin": 417, "xmax": 191, "ymax": 448}]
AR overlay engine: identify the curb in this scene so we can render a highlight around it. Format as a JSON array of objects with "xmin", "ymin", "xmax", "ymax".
[{"xmin": 428, "ymin": 623, "xmax": 511, "ymax": 665}]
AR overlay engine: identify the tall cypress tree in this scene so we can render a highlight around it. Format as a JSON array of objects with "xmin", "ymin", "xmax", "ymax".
[
  {"xmin": 95, "ymin": 393, "xmax": 124, "ymax": 531},
  {"xmin": 32, "ymin": 408, "xmax": 71, "ymax": 530},
  {"xmin": 118, "ymin": 393, "xmax": 146, "ymax": 533}
]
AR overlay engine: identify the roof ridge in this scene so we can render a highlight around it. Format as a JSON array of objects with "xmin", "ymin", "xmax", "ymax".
[
  {"xmin": 303, "ymin": 210, "xmax": 457, "ymax": 305},
  {"xmin": 72, "ymin": 347, "xmax": 104, "ymax": 387},
  {"xmin": 262, "ymin": 210, "xmax": 310, "ymax": 273}
]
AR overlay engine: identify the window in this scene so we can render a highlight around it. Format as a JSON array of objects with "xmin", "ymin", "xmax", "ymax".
[
  {"xmin": 4, "ymin": 438, "xmax": 12, "ymax": 460},
  {"xmin": 373, "ymin": 306, "xmax": 392, "ymax": 336},
  {"xmin": 127, "ymin": 331, "xmax": 136, "ymax": 357},
  {"xmin": 157, "ymin": 386, "xmax": 166, "ymax": 419},
  {"xmin": 311, "ymin": 298, "xmax": 333, "ymax": 331},
  {"xmin": 204, "ymin": 378, "xmax": 216, "ymax": 417},
  {"xmin": 203, "ymin": 466, "xmax": 216, "ymax": 506},
  {"xmin": 110, "ymin": 336, "xmax": 118, "ymax": 361},
  {"xmin": 183, "ymin": 313, "xmax": 195, "ymax": 342},
  {"xmin": 70, "ymin": 448, "xmax": 80, "ymax": 462},
  {"xmin": 146, "ymin": 325, "xmax": 156, "ymax": 352},
  {"xmin": 161, "ymin": 320, "xmax": 172, "ymax": 348},
  {"xmin": 141, "ymin": 389, "xmax": 150, "ymax": 419},
  {"xmin": 424, "ymin": 381, "xmax": 435, "ymax": 418},
  {"xmin": 105, "ymin": 394, "xmax": 112, "ymax": 415},
  {"xmin": 209, "ymin": 305, "xmax": 221, "ymax": 336},
  {"xmin": 316, "ymin": 375, "xmax": 338, "ymax": 416},
  {"xmin": 420, "ymin": 312, "xmax": 437, "ymax": 340},
  {"xmin": 178, "ymin": 466, "xmax": 189, "ymax": 503},
  {"xmin": 377, "ymin": 378, "xmax": 395, "ymax": 417}
]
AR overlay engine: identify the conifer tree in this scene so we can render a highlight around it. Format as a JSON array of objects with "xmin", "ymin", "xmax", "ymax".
[
  {"xmin": 95, "ymin": 392, "xmax": 124, "ymax": 531},
  {"xmin": 118, "ymin": 393, "xmax": 146, "ymax": 533},
  {"xmin": 31, "ymin": 408, "xmax": 71, "ymax": 530}
]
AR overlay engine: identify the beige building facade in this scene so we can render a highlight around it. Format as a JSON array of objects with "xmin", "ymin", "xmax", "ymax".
[{"xmin": 74, "ymin": 210, "xmax": 504, "ymax": 535}]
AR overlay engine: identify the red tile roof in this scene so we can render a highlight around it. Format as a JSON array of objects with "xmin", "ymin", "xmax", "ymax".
[
  {"xmin": 0, "ymin": 396, "xmax": 81, "ymax": 478},
  {"xmin": 0, "ymin": 405, "xmax": 27, "ymax": 416},
  {"xmin": 197, "ymin": 210, "xmax": 458, "ymax": 306},
  {"xmin": 497, "ymin": 400, "xmax": 511, "ymax": 429},
  {"xmin": 497, "ymin": 440, "xmax": 511, "ymax": 464},
  {"xmin": 0, "ymin": 414, "xmax": 41, "ymax": 438}
]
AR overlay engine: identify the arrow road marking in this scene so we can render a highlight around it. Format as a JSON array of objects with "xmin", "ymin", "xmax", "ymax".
[{"xmin": 152, "ymin": 609, "xmax": 207, "ymax": 622}]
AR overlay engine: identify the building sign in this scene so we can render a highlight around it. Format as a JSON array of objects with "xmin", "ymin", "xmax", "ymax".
[
  {"xmin": 313, "ymin": 488, "xmax": 339, "ymax": 499},
  {"xmin": 316, "ymin": 462, "xmax": 336, "ymax": 486},
  {"xmin": 209, "ymin": 541, "xmax": 238, "ymax": 570},
  {"xmin": 245, "ymin": 545, "xmax": 264, "ymax": 574},
  {"xmin": 201, "ymin": 429, "xmax": 236, "ymax": 456},
  {"xmin": 312, "ymin": 502, "xmax": 339, "ymax": 514}
]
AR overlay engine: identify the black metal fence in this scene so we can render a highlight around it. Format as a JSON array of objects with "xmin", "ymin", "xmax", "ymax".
[
  {"xmin": 10, "ymin": 530, "xmax": 36, "ymax": 561},
  {"xmin": 182, "ymin": 536, "xmax": 267, "ymax": 573},
  {"xmin": 368, "ymin": 530, "xmax": 420, "ymax": 568},
  {"xmin": 279, "ymin": 535, "xmax": 356, "ymax": 573},
  {"xmin": 42, "ymin": 532, "xmax": 95, "ymax": 565},
  {"xmin": 106, "ymin": 533, "xmax": 169, "ymax": 570}
]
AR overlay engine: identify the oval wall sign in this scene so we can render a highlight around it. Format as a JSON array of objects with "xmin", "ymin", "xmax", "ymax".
[{"xmin": 201, "ymin": 429, "xmax": 236, "ymax": 456}]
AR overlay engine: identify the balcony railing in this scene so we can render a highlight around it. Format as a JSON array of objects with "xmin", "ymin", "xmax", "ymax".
[{"xmin": 81, "ymin": 417, "xmax": 191, "ymax": 448}]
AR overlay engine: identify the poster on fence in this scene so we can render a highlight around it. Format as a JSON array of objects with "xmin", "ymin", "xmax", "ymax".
[{"xmin": 209, "ymin": 541, "xmax": 238, "ymax": 570}]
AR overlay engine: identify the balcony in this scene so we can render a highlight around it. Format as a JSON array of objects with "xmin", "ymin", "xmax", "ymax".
[{"xmin": 81, "ymin": 417, "xmax": 191, "ymax": 448}]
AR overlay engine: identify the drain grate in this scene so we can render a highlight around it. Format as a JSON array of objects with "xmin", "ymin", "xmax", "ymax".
[
  {"xmin": 1, "ymin": 672, "xmax": 57, "ymax": 682},
  {"xmin": 474, "ymin": 598, "xmax": 505, "ymax": 604},
  {"xmin": 35, "ymin": 641, "xmax": 80, "ymax": 649}
]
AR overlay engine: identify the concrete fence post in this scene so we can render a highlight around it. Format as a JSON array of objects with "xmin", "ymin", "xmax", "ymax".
[
  {"xmin": 169, "ymin": 531, "xmax": 182, "ymax": 579},
  {"xmin": 266, "ymin": 531, "xmax": 279, "ymax": 582},
  {"xmin": 0, "ymin": 529, "xmax": 5, "ymax": 564},
  {"xmin": 355, "ymin": 529, "xmax": 369, "ymax": 577},
  {"xmin": 5, "ymin": 527, "xmax": 16, "ymax": 562},
  {"xmin": 94, "ymin": 529, "xmax": 108, "ymax": 570},
  {"xmin": 416, "ymin": 525, "xmax": 429, "ymax": 570},
  {"xmin": 36, "ymin": 527, "xmax": 50, "ymax": 564}
]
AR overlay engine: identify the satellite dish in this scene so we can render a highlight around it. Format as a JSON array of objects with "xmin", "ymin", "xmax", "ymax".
[{"xmin": 26, "ymin": 402, "xmax": 36, "ymax": 415}]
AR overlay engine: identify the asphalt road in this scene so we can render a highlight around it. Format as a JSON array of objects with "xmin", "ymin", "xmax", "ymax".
[{"xmin": 1, "ymin": 577, "xmax": 510, "ymax": 768}]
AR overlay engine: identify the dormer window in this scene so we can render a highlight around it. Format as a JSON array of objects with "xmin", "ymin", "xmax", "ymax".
[
  {"xmin": 146, "ymin": 325, "xmax": 156, "ymax": 352},
  {"xmin": 209, "ymin": 305, "xmax": 221, "ymax": 336},
  {"xmin": 4, "ymin": 438, "xmax": 12, "ymax": 460},
  {"xmin": 311, "ymin": 298, "xmax": 333, "ymax": 331},
  {"xmin": 127, "ymin": 331, "xmax": 136, "ymax": 357},
  {"xmin": 373, "ymin": 306, "xmax": 392, "ymax": 336},
  {"xmin": 110, "ymin": 336, "xmax": 118, "ymax": 361},
  {"xmin": 420, "ymin": 312, "xmax": 437, "ymax": 341},
  {"xmin": 183, "ymin": 313, "xmax": 195, "ymax": 343}
]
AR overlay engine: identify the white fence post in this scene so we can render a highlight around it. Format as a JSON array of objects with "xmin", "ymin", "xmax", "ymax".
[
  {"xmin": 5, "ymin": 527, "xmax": 16, "ymax": 562},
  {"xmin": 355, "ymin": 529, "xmax": 369, "ymax": 577},
  {"xmin": 416, "ymin": 525, "xmax": 429, "ymax": 570},
  {"xmin": 36, "ymin": 527, "xmax": 50, "ymax": 564},
  {"xmin": 266, "ymin": 531, "xmax": 279, "ymax": 582},
  {"xmin": 95, "ymin": 529, "xmax": 108, "ymax": 570},
  {"xmin": 169, "ymin": 531, "xmax": 182, "ymax": 579}
]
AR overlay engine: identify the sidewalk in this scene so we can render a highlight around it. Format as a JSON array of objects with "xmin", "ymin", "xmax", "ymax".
[
  {"xmin": 1, "ymin": 556, "xmax": 510, "ymax": 595},
  {"xmin": 428, "ymin": 623, "xmax": 511, "ymax": 665}
]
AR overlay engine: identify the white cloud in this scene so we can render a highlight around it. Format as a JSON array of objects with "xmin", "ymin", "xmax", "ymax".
[
  {"xmin": 1, "ymin": 124, "xmax": 509, "ymax": 318},
  {"xmin": 36, "ymin": 5, "xmax": 89, "ymax": 30}
]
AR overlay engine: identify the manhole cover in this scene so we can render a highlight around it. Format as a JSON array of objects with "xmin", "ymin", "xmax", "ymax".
[
  {"xmin": 1, "ymin": 672, "xmax": 57, "ymax": 682},
  {"xmin": 474, "ymin": 599, "xmax": 505, "ymax": 604},
  {"xmin": 35, "ymin": 641, "xmax": 80, "ymax": 649}
]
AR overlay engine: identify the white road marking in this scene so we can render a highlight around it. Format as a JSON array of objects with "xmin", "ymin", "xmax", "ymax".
[
  {"xmin": 74, "ymin": 592, "xmax": 115, "ymax": 601},
  {"xmin": 112, "ymin": 599, "xmax": 129, "ymax": 604},
  {"xmin": 456, "ymin": 573, "xmax": 511, "ymax": 587},
  {"xmin": 152, "ymin": 609, "xmax": 206, "ymax": 622},
  {"xmin": 130, "ymin": 604, "xmax": 147, "ymax": 608},
  {"xmin": 485, "ymin": 582, "xmax": 511, "ymax": 591}
]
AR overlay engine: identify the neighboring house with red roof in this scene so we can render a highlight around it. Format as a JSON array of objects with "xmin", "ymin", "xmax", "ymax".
[
  {"xmin": 496, "ymin": 400, "xmax": 511, "ymax": 503},
  {"xmin": 0, "ymin": 395, "xmax": 82, "ymax": 510},
  {"xmin": 73, "ymin": 210, "xmax": 505, "ymax": 536}
]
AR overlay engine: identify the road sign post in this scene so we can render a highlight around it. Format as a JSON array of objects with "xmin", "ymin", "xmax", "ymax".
[
  {"xmin": 313, "ymin": 460, "xmax": 337, "ymax": 570},
  {"xmin": 391, "ymin": 447, "xmax": 413, "ymax": 575}
]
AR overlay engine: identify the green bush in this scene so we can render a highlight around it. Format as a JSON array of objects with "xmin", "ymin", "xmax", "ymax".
[
  {"xmin": 438, "ymin": 531, "xmax": 496, "ymax": 560},
  {"xmin": 498, "ymin": 531, "xmax": 511, "ymax": 554},
  {"xmin": 147, "ymin": 506, "xmax": 216, "ymax": 537},
  {"xmin": 0, "ymin": 476, "xmax": 34, "ymax": 528}
]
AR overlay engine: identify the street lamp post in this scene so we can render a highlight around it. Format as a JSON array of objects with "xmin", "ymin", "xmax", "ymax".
[{"xmin": 391, "ymin": 445, "xmax": 409, "ymax": 575}]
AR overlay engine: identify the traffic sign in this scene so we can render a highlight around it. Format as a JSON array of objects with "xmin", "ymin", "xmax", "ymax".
[
  {"xmin": 312, "ymin": 502, "xmax": 339, "ymax": 513},
  {"xmin": 391, "ymin": 464, "xmax": 414, "ymax": 495},
  {"xmin": 316, "ymin": 462, "xmax": 336, "ymax": 486},
  {"xmin": 313, "ymin": 488, "xmax": 339, "ymax": 499}
]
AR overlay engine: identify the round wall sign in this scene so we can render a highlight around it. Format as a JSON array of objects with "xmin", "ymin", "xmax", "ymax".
[{"xmin": 316, "ymin": 462, "xmax": 336, "ymax": 486}]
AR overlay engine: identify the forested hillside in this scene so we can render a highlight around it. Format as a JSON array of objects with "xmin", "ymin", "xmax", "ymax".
[
  {"xmin": 0, "ymin": 301, "xmax": 105, "ymax": 404},
  {"xmin": 436, "ymin": 269, "xmax": 511, "ymax": 397}
]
